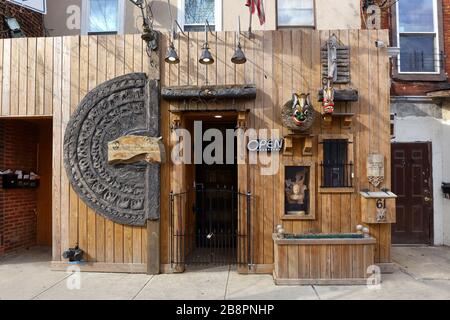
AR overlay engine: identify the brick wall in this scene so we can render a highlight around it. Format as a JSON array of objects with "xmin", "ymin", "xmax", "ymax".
[
  {"xmin": 0, "ymin": 120, "xmax": 38, "ymax": 256},
  {"xmin": 0, "ymin": 1, "xmax": 45, "ymax": 38}
]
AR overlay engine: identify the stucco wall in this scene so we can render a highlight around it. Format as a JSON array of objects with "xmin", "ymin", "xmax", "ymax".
[
  {"xmin": 392, "ymin": 98, "xmax": 450, "ymax": 246},
  {"xmin": 44, "ymin": 0, "xmax": 362, "ymax": 36},
  {"xmin": 45, "ymin": 0, "xmax": 81, "ymax": 36},
  {"xmin": 315, "ymin": 0, "xmax": 361, "ymax": 30}
]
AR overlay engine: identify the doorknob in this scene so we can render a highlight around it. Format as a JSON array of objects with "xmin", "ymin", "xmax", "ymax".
[{"xmin": 424, "ymin": 196, "xmax": 432, "ymax": 202}]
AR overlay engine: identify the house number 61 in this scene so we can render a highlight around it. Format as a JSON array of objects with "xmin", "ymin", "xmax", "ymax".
[{"xmin": 376, "ymin": 199, "xmax": 386, "ymax": 209}]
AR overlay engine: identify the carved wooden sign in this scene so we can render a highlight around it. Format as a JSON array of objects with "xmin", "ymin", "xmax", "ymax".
[
  {"xmin": 108, "ymin": 136, "xmax": 166, "ymax": 165},
  {"xmin": 367, "ymin": 154, "xmax": 385, "ymax": 187},
  {"xmin": 63, "ymin": 73, "xmax": 161, "ymax": 226}
]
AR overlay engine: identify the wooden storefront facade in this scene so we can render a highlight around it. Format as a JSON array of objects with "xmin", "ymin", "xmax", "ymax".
[{"xmin": 0, "ymin": 29, "xmax": 393, "ymax": 281}]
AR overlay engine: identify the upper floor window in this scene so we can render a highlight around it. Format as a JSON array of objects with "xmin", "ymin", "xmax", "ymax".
[
  {"xmin": 180, "ymin": 0, "xmax": 221, "ymax": 32},
  {"xmin": 277, "ymin": 0, "xmax": 315, "ymax": 28},
  {"xmin": 83, "ymin": 0, "xmax": 124, "ymax": 35},
  {"xmin": 396, "ymin": 0, "xmax": 440, "ymax": 73}
]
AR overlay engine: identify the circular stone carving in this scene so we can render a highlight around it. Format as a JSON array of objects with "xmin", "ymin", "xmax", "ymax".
[{"xmin": 63, "ymin": 73, "xmax": 160, "ymax": 226}]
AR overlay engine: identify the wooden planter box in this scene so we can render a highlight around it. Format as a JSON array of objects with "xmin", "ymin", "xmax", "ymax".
[{"xmin": 273, "ymin": 234, "xmax": 376, "ymax": 285}]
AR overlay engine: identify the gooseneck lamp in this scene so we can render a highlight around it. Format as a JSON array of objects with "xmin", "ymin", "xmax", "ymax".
[
  {"xmin": 199, "ymin": 20, "xmax": 214, "ymax": 65},
  {"xmin": 231, "ymin": 16, "xmax": 247, "ymax": 64}
]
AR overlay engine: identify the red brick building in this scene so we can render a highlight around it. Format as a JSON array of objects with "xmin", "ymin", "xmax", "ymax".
[{"xmin": 0, "ymin": 1, "xmax": 45, "ymax": 38}]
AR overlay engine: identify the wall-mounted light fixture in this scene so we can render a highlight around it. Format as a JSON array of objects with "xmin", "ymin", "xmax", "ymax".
[
  {"xmin": 231, "ymin": 16, "xmax": 247, "ymax": 65},
  {"xmin": 5, "ymin": 17, "xmax": 24, "ymax": 38},
  {"xmin": 129, "ymin": 0, "xmax": 158, "ymax": 56},
  {"xmin": 199, "ymin": 20, "xmax": 215, "ymax": 65},
  {"xmin": 165, "ymin": 42, "xmax": 180, "ymax": 64}
]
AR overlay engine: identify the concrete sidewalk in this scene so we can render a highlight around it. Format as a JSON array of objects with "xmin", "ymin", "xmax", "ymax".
[{"xmin": 1, "ymin": 246, "xmax": 450, "ymax": 300}]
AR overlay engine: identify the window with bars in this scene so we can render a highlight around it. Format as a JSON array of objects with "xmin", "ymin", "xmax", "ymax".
[{"xmin": 321, "ymin": 139, "xmax": 353, "ymax": 188}]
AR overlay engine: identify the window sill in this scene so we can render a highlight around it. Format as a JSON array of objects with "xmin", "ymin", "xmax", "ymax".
[
  {"xmin": 281, "ymin": 215, "xmax": 315, "ymax": 221},
  {"xmin": 319, "ymin": 187, "xmax": 354, "ymax": 194},
  {"xmin": 393, "ymin": 73, "xmax": 447, "ymax": 82}
]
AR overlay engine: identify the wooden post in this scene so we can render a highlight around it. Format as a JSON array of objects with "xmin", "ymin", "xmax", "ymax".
[
  {"xmin": 146, "ymin": 32, "xmax": 161, "ymax": 275},
  {"xmin": 147, "ymin": 220, "xmax": 160, "ymax": 275}
]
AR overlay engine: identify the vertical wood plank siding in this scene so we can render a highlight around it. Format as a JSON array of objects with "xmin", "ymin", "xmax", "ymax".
[{"xmin": 0, "ymin": 30, "xmax": 391, "ymax": 272}]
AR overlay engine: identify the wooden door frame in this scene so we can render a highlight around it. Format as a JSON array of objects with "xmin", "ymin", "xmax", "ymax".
[
  {"xmin": 166, "ymin": 110, "xmax": 250, "ymax": 272},
  {"xmin": 391, "ymin": 142, "xmax": 434, "ymax": 245}
]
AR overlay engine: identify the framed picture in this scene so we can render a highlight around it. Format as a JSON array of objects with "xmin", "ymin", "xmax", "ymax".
[{"xmin": 283, "ymin": 164, "xmax": 316, "ymax": 220}]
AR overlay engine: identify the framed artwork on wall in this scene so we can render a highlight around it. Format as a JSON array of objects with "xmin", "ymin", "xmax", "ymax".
[{"xmin": 283, "ymin": 163, "xmax": 316, "ymax": 220}]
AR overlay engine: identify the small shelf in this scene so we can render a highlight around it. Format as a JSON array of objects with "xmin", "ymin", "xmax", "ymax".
[
  {"xmin": 281, "ymin": 215, "xmax": 315, "ymax": 221},
  {"xmin": 1, "ymin": 174, "xmax": 40, "ymax": 189},
  {"xmin": 318, "ymin": 89, "xmax": 359, "ymax": 102},
  {"xmin": 319, "ymin": 187, "xmax": 354, "ymax": 194},
  {"xmin": 322, "ymin": 112, "xmax": 354, "ymax": 127},
  {"xmin": 283, "ymin": 135, "xmax": 314, "ymax": 156}
]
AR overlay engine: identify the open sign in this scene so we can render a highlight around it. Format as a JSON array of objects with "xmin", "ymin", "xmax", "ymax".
[{"xmin": 247, "ymin": 139, "xmax": 284, "ymax": 152}]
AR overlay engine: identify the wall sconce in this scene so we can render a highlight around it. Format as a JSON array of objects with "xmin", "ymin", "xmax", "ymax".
[
  {"xmin": 231, "ymin": 16, "xmax": 247, "ymax": 64},
  {"xmin": 129, "ymin": 0, "xmax": 158, "ymax": 56},
  {"xmin": 5, "ymin": 17, "xmax": 24, "ymax": 38},
  {"xmin": 165, "ymin": 20, "xmax": 185, "ymax": 64},
  {"xmin": 199, "ymin": 20, "xmax": 215, "ymax": 65},
  {"xmin": 165, "ymin": 42, "xmax": 180, "ymax": 64}
]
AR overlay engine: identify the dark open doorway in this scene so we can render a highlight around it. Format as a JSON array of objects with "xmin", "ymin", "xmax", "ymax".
[
  {"xmin": 0, "ymin": 118, "xmax": 53, "ymax": 258},
  {"xmin": 170, "ymin": 112, "xmax": 251, "ymax": 268},
  {"xmin": 191, "ymin": 120, "xmax": 238, "ymax": 264}
]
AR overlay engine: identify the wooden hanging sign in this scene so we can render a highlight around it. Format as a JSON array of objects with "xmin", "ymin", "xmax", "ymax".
[
  {"xmin": 108, "ymin": 135, "xmax": 166, "ymax": 165},
  {"xmin": 367, "ymin": 154, "xmax": 385, "ymax": 187}
]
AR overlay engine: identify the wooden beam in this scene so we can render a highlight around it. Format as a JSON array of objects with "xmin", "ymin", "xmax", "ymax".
[
  {"xmin": 147, "ymin": 220, "xmax": 160, "ymax": 275},
  {"xmin": 303, "ymin": 137, "xmax": 313, "ymax": 156},
  {"xmin": 427, "ymin": 89, "xmax": 450, "ymax": 98},
  {"xmin": 343, "ymin": 115, "xmax": 353, "ymax": 128},
  {"xmin": 322, "ymin": 114, "xmax": 333, "ymax": 126},
  {"xmin": 283, "ymin": 136, "xmax": 293, "ymax": 156},
  {"xmin": 318, "ymin": 89, "xmax": 359, "ymax": 102},
  {"xmin": 161, "ymin": 84, "xmax": 257, "ymax": 101}
]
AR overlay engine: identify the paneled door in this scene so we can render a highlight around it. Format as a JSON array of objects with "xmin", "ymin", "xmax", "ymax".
[{"xmin": 391, "ymin": 143, "xmax": 433, "ymax": 244}]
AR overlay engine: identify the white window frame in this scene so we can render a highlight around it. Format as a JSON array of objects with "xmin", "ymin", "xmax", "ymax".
[
  {"xmin": 395, "ymin": 0, "xmax": 440, "ymax": 74},
  {"xmin": 81, "ymin": 0, "xmax": 125, "ymax": 35},
  {"xmin": 177, "ymin": 0, "xmax": 222, "ymax": 32}
]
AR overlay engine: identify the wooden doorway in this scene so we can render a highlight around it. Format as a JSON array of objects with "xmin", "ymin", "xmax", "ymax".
[
  {"xmin": 391, "ymin": 142, "xmax": 433, "ymax": 245},
  {"xmin": 169, "ymin": 111, "xmax": 251, "ymax": 268}
]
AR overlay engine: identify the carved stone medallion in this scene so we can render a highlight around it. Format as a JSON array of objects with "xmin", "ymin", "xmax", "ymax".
[
  {"xmin": 63, "ymin": 73, "xmax": 161, "ymax": 226},
  {"xmin": 367, "ymin": 154, "xmax": 385, "ymax": 188}
]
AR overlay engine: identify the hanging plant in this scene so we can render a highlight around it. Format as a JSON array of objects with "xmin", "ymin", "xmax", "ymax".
[{"xmin": 281, "ymin": 93, "xmax": 315, "ymax": 133}]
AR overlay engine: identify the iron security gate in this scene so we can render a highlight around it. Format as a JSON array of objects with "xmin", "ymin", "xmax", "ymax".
[{"xmin": 170, "ymin": 187, "xmax": 252, "ymax": 268}]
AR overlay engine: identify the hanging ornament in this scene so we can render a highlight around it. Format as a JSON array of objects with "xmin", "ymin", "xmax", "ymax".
[{"xmin": 322, "ymin": 78, "xmax": 335, "ymax": 114}]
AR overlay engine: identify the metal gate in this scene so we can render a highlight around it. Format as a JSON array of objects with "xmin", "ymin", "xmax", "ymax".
[{"xmin": 170, "ymin": 187, "xmax": 252, "ymax": 268}]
